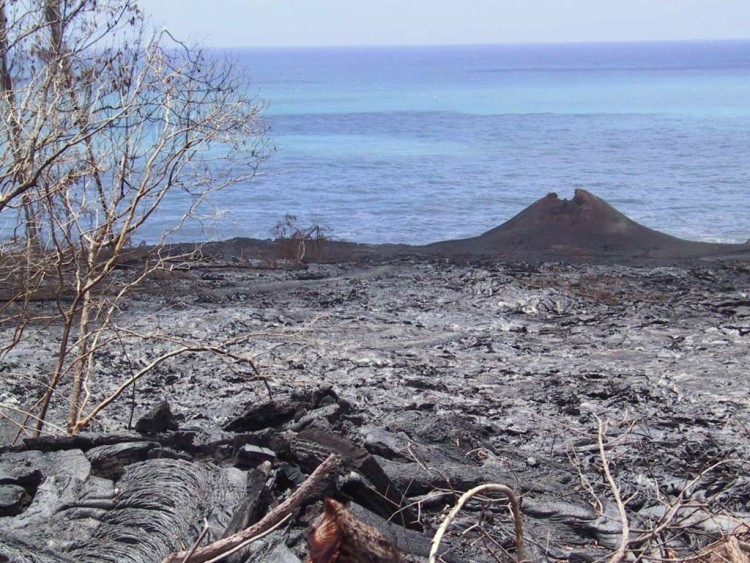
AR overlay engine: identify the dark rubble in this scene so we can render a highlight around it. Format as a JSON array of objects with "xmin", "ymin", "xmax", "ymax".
[{"xmin": 1, "ymin": 257, "xmax": 749, "ymax": 562}]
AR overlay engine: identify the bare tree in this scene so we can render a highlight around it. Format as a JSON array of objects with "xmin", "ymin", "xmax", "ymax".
[
  {"xmin": 270, "ymin": 213, "xmax": 332, "ymax": 263},
  {"xmin": 0, "ymin": 0, "xmax": 268, "ymax": 435}
]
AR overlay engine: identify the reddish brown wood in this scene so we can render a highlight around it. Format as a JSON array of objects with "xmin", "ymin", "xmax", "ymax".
[{"xmin": 308, "ymin": 498, "xmax": 403, "ymax": 563}]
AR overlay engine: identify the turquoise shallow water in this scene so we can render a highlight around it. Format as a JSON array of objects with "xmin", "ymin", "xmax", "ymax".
[{"xmin": 165, "ymin": 41, "xmax": 750, "ymax": 244}]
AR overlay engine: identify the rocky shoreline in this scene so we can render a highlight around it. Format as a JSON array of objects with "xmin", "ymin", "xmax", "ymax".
[{"xmin": 1, "ymin": 254, "xmax": 749, "ymax": 561}]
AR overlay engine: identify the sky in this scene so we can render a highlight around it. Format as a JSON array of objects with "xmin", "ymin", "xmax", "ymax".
[{"xmin": 138, "ymin": 0, "xmax": 750, "ymax": 48}]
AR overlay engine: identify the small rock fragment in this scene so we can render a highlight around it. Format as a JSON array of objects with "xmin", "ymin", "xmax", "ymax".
[
  {"xmin": 0, "ymin": 484, "xmax": 28, "ymax": 516},
  {"xmin": 135, "ymin": 400, "xmax": 179, "ymax": 434}
]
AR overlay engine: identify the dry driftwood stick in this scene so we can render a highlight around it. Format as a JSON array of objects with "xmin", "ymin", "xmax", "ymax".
[
  {"xmin": 428, "ymin": 483, "xmax": 524, "ymax": 563},
  {"xmin": 161, "ymin": 453, "xmax": 344, "ymax": 563}
]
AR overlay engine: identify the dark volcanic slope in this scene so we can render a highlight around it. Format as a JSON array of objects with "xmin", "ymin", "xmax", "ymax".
[
  {"xmin": 421, "ymin": 189, "xmax": 750, "ymax": 263},
  {"xmin": 168, "ymin": 189, "xmax": 749, "ymax": 267}
]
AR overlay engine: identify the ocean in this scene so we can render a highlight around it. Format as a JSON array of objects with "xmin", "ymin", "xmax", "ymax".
[{"xmin": 135, "ymin": 41, "xmax": 750, "ymax": 245}]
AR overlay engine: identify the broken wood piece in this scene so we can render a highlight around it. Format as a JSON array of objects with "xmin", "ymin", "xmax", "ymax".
[
  {"xmin": 308, "ymin": 497, "xmax": 404, "ymax": 563},
  {"xmin": 280, "ymin": 428, "xmax": 422, "ymax": 530}
]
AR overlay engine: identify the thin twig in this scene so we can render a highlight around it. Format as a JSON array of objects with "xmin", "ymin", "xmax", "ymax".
[
  {"xmin": 630, "ymin": 459, "xmax": 733, "ymax": 553},
  {"xmin": 181, "ymin": 518, "xmax": 210, "ymax": 563},
  {"xmin": 595, "ymin": 414, "xmax": 630, "ymax": 563},
  {"xmin": 0, "ymin": 403, "xmax": 68, "ymax": 436},
  {"xmin": 203, "ymin": 513, "xmax": 291, "ymax": 563}
]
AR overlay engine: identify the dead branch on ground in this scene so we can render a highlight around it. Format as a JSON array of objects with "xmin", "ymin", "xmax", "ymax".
[
  {"xmin": 429, "ymin": 483, "xmax": 524, "ymax": 563},
  {"xmin": 595, "ymin": 414, "xmax": 630, "ymax": 563}
]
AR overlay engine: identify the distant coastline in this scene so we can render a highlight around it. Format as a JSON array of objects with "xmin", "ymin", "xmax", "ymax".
[{"xmin": 33, "ymin": 40, "xmax": 737, "ymax": 248}]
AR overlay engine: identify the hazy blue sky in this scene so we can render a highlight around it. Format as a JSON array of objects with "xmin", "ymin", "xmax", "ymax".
[{"xmin": 138, "ymin": 0, "xmax": 750, "ymax": 48}]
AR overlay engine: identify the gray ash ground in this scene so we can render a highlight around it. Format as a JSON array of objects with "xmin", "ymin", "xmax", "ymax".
[{"xmin": 1, "ymin": 256, "xmax": 749, "ymax": 561}]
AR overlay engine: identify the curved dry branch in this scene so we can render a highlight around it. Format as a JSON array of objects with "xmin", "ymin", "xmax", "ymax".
[
  {"xmin": 71, "ymin": 339, "xmax": 264, "ymax": 434},
  {"xmin": 429, "ymin": 483, "xmax": 524, "ymax": 563}
]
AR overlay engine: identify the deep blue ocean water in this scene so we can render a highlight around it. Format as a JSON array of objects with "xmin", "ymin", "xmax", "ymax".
[{"xmin": 162, "ymin": 42, "xmax": 750, "ymax": 244}]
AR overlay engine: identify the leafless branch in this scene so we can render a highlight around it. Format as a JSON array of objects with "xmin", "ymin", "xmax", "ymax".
[
  {"xmin": 429, "ymin": 483, "xmax": 524, "ymax": 563},
  {"xmin": 594, "ymin": 414, "xmax": 630, "ymax": 563},
  {"xmin": 0, "ymin": 0, "xmax": 268, "ymax": 435}
]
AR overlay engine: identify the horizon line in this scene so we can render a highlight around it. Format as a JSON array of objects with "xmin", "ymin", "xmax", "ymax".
[{"xmin": 207, "ymin": 37, "xmax": 750, "ymax": 51}]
